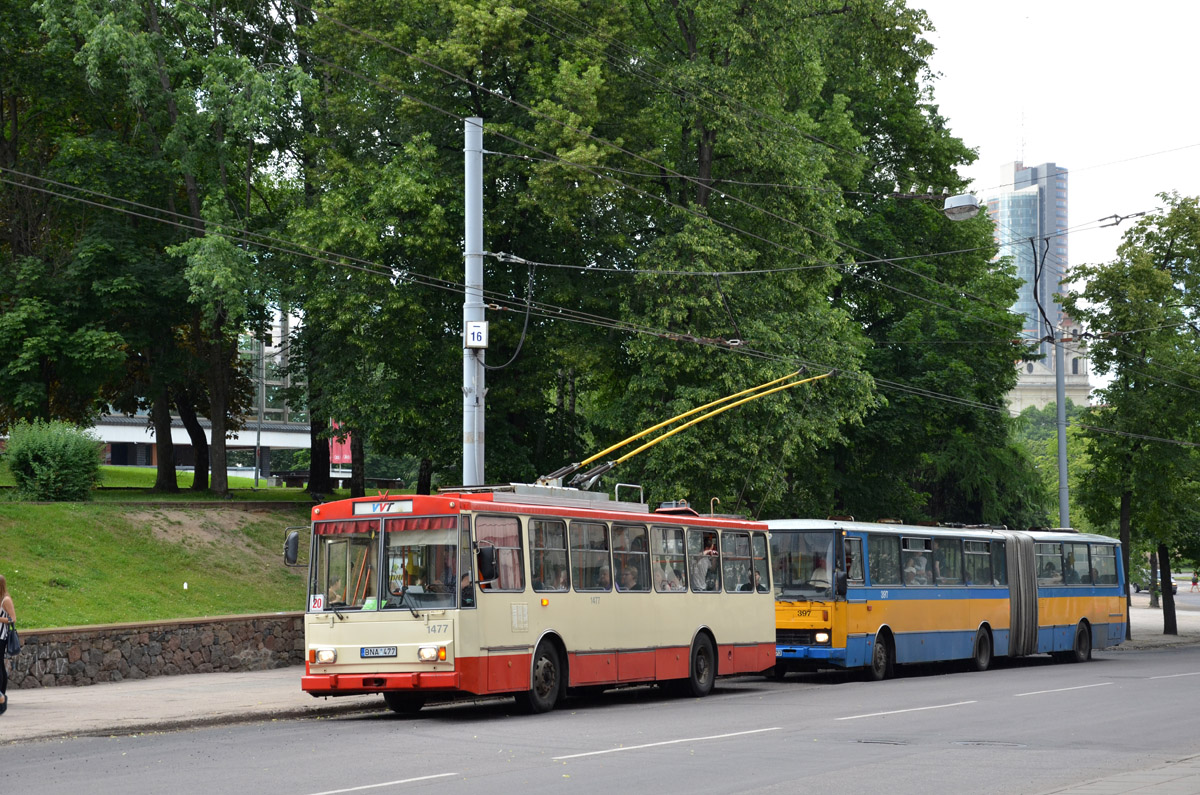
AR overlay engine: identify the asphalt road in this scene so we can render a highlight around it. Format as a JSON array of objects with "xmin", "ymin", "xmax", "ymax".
[{"xmin": 4, "ymin": 644, "xmax": 1199, "ymax": 795}]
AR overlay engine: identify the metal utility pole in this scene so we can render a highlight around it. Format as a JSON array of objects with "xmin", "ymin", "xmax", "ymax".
[
  {"xmin": 1030, "ymin": 237, "xmax": 1070, "ymax": 527},
  {"xmin": 462, "ymin": 118, "xmax": 487, "ymax": 486},
  {"xmin": 254, "ymin": 335, "xmax": 265, "ymax": 489}
]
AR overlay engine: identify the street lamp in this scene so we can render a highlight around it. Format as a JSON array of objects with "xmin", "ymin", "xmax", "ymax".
[{"xmin": 943, "ymin": 193, "xmax": 981, "ymax": 221}]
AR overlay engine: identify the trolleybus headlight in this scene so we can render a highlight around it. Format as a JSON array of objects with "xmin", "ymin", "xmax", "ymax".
[
  {"xmin": 815, "ymin": 632, "xmax": 830, "ymax": 644},
  {"xmin": 315, "ymin": 648, "xmax": 337, "ymax": 664},
  {"xmin": 417, "ymin": 645, "xmax": 446, "ymax": 662}
]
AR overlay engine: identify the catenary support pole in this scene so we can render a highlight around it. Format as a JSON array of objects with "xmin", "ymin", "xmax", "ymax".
[
  {"xmin": 463, "ymin": 117, "xmax": 485, "ymax": 486},
  {"xmin": 1055, "ymin": 328, "xmax": 1069, "ymax": 526}
]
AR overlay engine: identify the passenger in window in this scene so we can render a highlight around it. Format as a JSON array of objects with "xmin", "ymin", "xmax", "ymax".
[
  {"xmin": 552, "ymin": 566, "xmax": 569, "ymax": 591},
  {"xmin": 460, "ymin": 574, "xmax": 475, "ymax": 606},
  {"xmin": 597, "ymin": 565, "xmax": 612, "ymax": 590},
  {"xmin": 911, "ymin": 549, "xmax": 929, "ymax": 580},
  {"xmin": 618, "ymin": 566, "xmax": 639, "ymax": 592},
  {"xmin": 931, "ymin": 541, "xmax": 944, "ymax": 580},
  {"xmin": 668, "ymin": 568, "xmax": 686, "ymax": 591},
  {"xmin": 903, "ymin": 564, "xmax": 917, "ymax": 586},
  {"xmin": 739, "ymin": 569, "xmax": 764, "ymax": 592},
  {"xmin": 1064, "ymin": 554, "xmax": 1081, "ymax": 583}
]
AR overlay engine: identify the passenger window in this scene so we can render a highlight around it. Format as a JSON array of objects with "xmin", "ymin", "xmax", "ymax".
[
  {"xmin": 900, "ymin": 537, "xmax": 931, "ymax": 586},
  {"xmin": 531, "ymin": 519, "xmax": 569, "ymax": 592},
  {"xmin": 1091, "ymin": 544, "xmax": 1117, "ymax": 584},
  {"xmin": 476, "ymin": 515, "xmax": 525, "ymax": 591},
  {"xmin": 613, "ymin": 524, "xmax": 650, "ymax": 592},
  {"xmin": 651, "ymin": 526, "xmax": 687, "ymax": 592},
  {"xmin": 752, "ymin": 533, "xmax": 770, "ymax": 592},
  {"xmin": 869, "ymin": 535, "xmax": 901, "ymax": 586},
  {"xmin": 1065, "ymin": 542, "xmax": 1090, "ymax": 584},
  {"xmin": 688, "ymin": 528, "xmax": 721, "ymax": 592},
  {"xmin": 570, "ymin": 521, "xmax": 611, "ymax": 591},
  {"xmin": 845, "ymin": 537, "xmax": 864, "ymax": 583},
  {"xmin": 991, "ymin": 541, "xmax": 1008, "ymax": 585},
  {"xmin": 1036, "ymin": 542, "xmax": 1063, "ymax": 585},
  {"xmin": 933, "ymin": 538, "xmax": 962, "ymax": 584},
  {"xmin": 722, "ymin": 532, "xmax": 752, "ymax": 592},
  {"xmin": 964, "ymin": 540, "xmax": 991, "ymax": 586}
]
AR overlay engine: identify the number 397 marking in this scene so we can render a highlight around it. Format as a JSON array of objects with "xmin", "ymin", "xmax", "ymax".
[{"xmin": 427, "ymin": 623, "xmax": 449, "ymax": 635}]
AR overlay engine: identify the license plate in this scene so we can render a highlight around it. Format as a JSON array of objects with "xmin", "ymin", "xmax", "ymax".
[{"xmin": 361, "ymin": 646, "xmax": 398, "ymax": 658}]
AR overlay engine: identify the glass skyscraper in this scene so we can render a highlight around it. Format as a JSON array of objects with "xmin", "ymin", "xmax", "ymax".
[{"xmin": 984, "ymin": 162, "xmax": 1089, "ymax": 410}]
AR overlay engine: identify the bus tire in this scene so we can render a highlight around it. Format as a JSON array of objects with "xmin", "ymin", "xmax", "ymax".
[
  {"xmin": 684, "ymin": 634, "xmax": 716, "ymax": 697},
  {"xmin": 969, "ymin": 628, "xmax": 992, "ymax": 673},
  {"xmin": 518, "ymin": 640, "xmax": 563, "ymax": 713},
  {"xmin": 866, "ymin": 632, "xmax": 893, "ymax": 681},
  {"xmin": 1069, "ymin": 622, "xmax": 1092, "ymax": 663},
  {"xmin": 770, "ymin": 662, "xmax": 790, "ymax": 681},
  {"xmin": 383, "ymin": 692, "xmax": 426, "ymax": 715}
]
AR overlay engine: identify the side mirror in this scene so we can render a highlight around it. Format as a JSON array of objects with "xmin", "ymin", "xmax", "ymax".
[
  {"xmin": 835, "ymin": 570, "xmax": 848, "ymax": 598},
  {"xmin": 283, "ymin": 530, "xmax": 300, "ymax": 567},
  {"xmin": 476, "ymin": 545, "xmax": 498, "ymax": 583}
]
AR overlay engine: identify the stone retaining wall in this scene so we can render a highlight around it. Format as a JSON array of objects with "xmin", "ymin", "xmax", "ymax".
[{"xmin": 6, "ymin": 612, "xmax": 304, "ymax": 689}]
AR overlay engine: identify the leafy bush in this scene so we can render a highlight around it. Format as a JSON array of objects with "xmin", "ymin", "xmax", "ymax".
[{"xmin": 3, "ymin": 420, "xmax": 102, "ymax": 501}]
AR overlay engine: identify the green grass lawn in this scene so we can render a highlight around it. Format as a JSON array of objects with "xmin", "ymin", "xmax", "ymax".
[
  {"xmin": 0, "ymin": 502, "xmax": 312, "ymax": 629},
  {"xmin": 0, "ymin": 465, "xmax": 356, "ymax": 501}
]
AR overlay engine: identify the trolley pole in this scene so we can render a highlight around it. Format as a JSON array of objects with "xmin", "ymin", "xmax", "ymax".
[{"xmin": 462, "ymin": 117, "xmax": 486, "ymax": 486}]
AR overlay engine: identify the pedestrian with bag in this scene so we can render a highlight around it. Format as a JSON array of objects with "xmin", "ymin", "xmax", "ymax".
[{"xmin": 0, "ymin": 573, "xmax": 17, "ymax": 715}]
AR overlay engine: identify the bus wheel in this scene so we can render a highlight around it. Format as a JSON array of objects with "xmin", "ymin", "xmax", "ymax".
[
  {"xmin": 969, "ymin": 628, "xmax": 992, "ymax": 673},
  {"xmin": 518, "ymin": 641, "xmax": 563, "ymax": 713},
  {"xmin": 1069, "ymin": 623, "xmax": 1092, "ymax": 663},
  {"xmin": 383, "ymin": 692, "xmax": 426, "ymax": 715},
  {"xmin": 866, "ymin": 633, "xmax": 893, "ymax": 681},
  {"xmin": 770, "ymin": 662, "xmax": 790, "ymax": 681},
  {"xmin": 684, "ymin": 634, "xmax": 716, "ymax": 697}
]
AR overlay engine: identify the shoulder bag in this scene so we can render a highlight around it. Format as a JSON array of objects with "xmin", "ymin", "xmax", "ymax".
[{"xmin": 5, "ymin": 621, "xmax": 18, "ymax": 655}]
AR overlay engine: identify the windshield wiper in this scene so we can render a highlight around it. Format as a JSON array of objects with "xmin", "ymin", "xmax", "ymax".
[{"xmin": 396, "ymin": 585, "xmax": 421, "ymax": 618}]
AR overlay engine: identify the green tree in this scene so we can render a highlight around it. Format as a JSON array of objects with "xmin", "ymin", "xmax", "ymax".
[{"xmin": 1064, "ymin": 194, "xmax": 1200, "ymax": 636}]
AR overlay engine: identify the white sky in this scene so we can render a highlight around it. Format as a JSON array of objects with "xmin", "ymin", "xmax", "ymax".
[{"xmin": 914, "ymin": 1, "xmax": 1200, "ymax": 270}]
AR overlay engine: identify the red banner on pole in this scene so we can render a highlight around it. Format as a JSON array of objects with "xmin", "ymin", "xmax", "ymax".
[{"xmin": 329, "ymin": 421, "xmax": 352, "ymax": 465}]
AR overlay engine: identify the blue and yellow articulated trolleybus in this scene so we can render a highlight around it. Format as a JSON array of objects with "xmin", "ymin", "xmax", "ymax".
[{"xmin": 768, "ymin": 518, "xmax": 1127, "ymax": 679}]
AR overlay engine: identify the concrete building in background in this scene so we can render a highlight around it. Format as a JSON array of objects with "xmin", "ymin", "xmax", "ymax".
[
  {"xmin": 985, "ymin": 161, "xmax": 1092, "ymax": 411},
  {"xmin": 93, "ymin": 312, "xmax": 310, "ymax": 474}
]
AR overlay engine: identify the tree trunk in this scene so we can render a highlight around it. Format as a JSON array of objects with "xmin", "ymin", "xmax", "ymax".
[
  {"xmin": 308, "ymin": 410, "xmax": 333, "ymax": 495},
  {"xmin": 349, "ymin": 432, "xmax": 365, "ymax": 498},
  {"xmin": 1119, "ymin": 489, "xmax": 1132, "ymax": 640},
  {"xmin": 151, "ymin": 386, "xmax": 179, "ymax": 492},
  {"xmin": 1149, "ymin": 548, "xmax": 1160, "ymax": 609},
  {"xmin": 205, "ymin": 329, "xmax": 231, "ymax": 496},
  {"xmin": 417, "ymin": 457, "xmax": 433, "ymax": 495},
  {"xmin": 1159, "ymin": 542, "xmax": 1178, "ymax": 635},
  {"xmin": 175, "ymin": 387, "xmax": 210, "ymax": 491}
]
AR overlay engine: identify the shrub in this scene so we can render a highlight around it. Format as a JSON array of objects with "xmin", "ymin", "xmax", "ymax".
[{"xmin": 3, "ymin": 419, "xmax": 102, "ymax": 501}]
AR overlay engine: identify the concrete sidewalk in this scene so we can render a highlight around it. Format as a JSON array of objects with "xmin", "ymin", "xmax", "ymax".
[{"xmin": 1, "ymin": 594, "xmax": 1198, "ymax": 747}]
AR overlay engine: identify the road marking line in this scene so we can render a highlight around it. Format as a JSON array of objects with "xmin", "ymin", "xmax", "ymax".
[
  {"xmin": 1015, "ymin": 682, "xmax": 1112, "ymax": 697},
  {"xmin": 305, "ymin": 773, "xmax": 458, "ymax": 794},
  {"xmin": 1149, "ymin": 671, "xmax": 1200, "ymax": 680},
  {"xmin": 553, "ymin": 727, "xmax": 780, "ymax": 760},
  {"xmin": 836, "ymin": 701, "xmax": 976, "ymax": 721}
]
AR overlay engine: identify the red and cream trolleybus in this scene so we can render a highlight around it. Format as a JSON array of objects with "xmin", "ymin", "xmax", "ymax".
[{"xmin": 284, "ymin": 483, "xmax": 775, "ymax": 713}]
